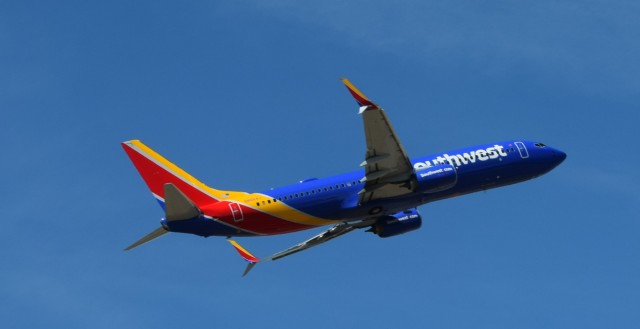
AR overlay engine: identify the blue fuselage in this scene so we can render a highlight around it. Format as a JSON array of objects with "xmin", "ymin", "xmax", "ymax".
[
  {"xmin": 259, "ymin": 140, "xmax": 566, "ymax": 221},
  {"xmin": 162, "ymin": 140, "xmax": 566, "ymax": 238}
]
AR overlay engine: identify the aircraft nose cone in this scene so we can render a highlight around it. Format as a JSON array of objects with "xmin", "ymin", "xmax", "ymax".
[{"xmin": 553, "ymin": 149, "xmax": 567, "ymax": 166}]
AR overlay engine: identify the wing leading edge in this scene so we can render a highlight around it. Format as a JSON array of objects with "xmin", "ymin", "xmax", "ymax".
[{"xmin": 341, "ymin": 78, "xmax": 416, "ymax": 204}]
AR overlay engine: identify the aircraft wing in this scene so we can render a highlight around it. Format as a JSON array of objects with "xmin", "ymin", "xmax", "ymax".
[
  {"xmin": 341, "ymin": 79, "xmax": 416, "ymax": 204},
  {"xmin": 267, "ymin": 222, "xmax": 358, "ymax": 261},
  {"xmin": 228, "ymin": 221, "xmax": 371, "ymax": 276}
]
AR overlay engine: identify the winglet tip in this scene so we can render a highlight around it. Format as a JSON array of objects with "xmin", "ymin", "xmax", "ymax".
[
  {"xmin": 228, "ymin": 239, "xmax": 260, "ymax": 263},
  {"xmin": 228, "ymin": 240, "xmax": 260, "ymax": 277},
  {"xmin": 340, "ymin": 78, "xmax": 375, "ymax": 107}
]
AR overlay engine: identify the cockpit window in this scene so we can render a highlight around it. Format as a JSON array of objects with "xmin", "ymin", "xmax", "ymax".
[{"xmin": 534, "ymin": 143, "xmax": 547, "ymax": 148}]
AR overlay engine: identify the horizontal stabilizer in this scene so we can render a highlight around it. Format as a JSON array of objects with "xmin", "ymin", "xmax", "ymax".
[
  {"xmin": 164, "ymin": 183, "xmax": 201, "ymax": 222},
  {"xmin": 125, "ymin": 226, "xmax": 168, "ymax": 251}
]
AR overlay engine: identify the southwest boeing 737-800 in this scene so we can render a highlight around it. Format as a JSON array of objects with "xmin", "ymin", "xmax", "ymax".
[{"xmin": 122, "ymin": 79, "xmax": 566, "ymax": 275}]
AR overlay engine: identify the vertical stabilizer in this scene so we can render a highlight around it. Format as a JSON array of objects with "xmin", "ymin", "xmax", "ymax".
[{"xmin": 121, "ymin": 140, "xmax": 221, "ymax": 207}]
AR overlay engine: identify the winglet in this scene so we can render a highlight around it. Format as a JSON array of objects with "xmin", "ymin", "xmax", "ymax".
[
  {"xmin": 340, "ymin": 78, "xmax": 378, "ymax": 110},
  {"xmin": 228, "ymin": 240, "xmax": 260, "ymax": 277}
]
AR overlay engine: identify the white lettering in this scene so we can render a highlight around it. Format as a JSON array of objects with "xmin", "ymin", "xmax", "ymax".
[
  {"xmin": 444, "ymin": 154, "xmax": 461, "ymax": 167},
  {"xmin": 420, "ymin": 168, "xmax": 443, "ymax": 178},
  {"xmin": 487, "ymin": 147, "xmax": 499, "ymax": 159},
  {"xmin": 413, "ymin": 144, "xmax": 509, "ymax": 170},
  {"xmin": 414, "ymin": 161, "xmax": 432, "ymax": 170},
  {"xmin": 456, "ymin": 154, "xmax": 469, "ymax": 165},
  {"xmin": 462, "ymin": 152, "xmax": 477, "ymax": 163},
  {"xmin": 476, "ymin": 149, "xmax": 488, "ymax": 161}
]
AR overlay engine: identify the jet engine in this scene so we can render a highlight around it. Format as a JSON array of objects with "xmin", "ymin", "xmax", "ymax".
[{"xmin": 369, "ymin": 208, "xmax": 422, "ymax": 238}]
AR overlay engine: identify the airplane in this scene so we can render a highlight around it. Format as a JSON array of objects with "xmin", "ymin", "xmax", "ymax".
[{"xmin": 122, "ymin": 78, "xmax": 567, "ymax": 276}]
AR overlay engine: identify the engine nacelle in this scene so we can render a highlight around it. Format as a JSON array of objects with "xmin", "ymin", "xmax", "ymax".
[
  {"xmin": 370, "ymin": 208, "xmax": 422, "ymax": 238},
  {"xmin": 415, "ymin": 163, "xmax": 457, "ymax": 193}
]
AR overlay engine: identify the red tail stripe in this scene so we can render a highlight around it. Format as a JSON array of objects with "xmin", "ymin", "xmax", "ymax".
[{"xmin": 122, "ymin": 144, "xmax": 217, "ymax": 206}]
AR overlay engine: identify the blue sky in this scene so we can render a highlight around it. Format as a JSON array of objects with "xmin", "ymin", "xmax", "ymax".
[{"xmin": 2, "ymin": 1, "xmax": 639, "ymax": 328}]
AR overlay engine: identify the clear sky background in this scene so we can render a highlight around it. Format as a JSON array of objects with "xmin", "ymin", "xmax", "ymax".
[{"xmin": 2, "ymin": 1, "xmax": 639, "ymax": 328}]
